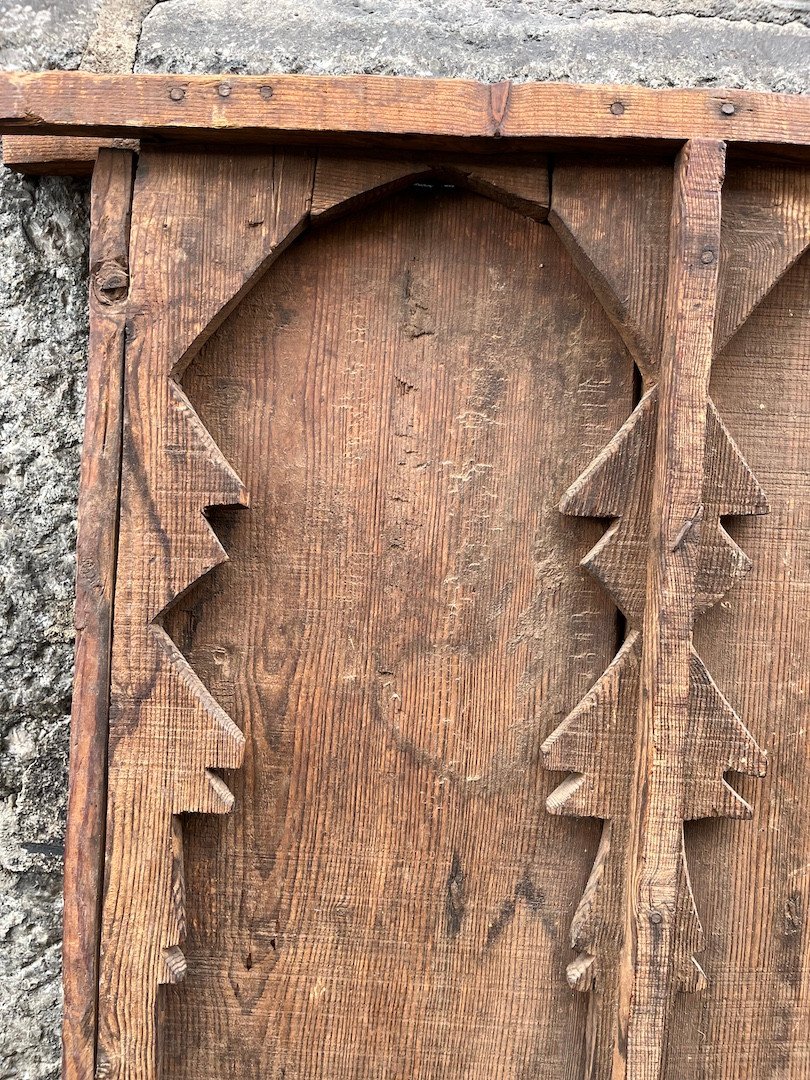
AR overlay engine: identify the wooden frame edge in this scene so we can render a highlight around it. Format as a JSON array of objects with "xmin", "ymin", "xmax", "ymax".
[
  {"xmin": 0, "ymin": 73, "xmax": 808, "ymax": 161},
  {"xmin": 61, "ymin": 146, "xmax": 135, "ymax": 1079}
]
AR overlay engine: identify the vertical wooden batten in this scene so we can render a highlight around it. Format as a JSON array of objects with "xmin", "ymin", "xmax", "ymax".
[
  {"xmin": 615, "ymin": 139, "xmax": 730, "ymax": 1077},
  {"xmin": 544, "ymin": 141, "xmax": 769, "ymax": 1078},
  {"xmin": 62, "ymin": 147, "xmax": 135, "ymax": 1080}
]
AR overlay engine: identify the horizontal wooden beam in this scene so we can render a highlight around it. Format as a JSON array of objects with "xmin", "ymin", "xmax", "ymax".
[
  {"xmin": 2, "ymin": 135, "xmax": 139, "ymax": 176},
  {"xmin": 0, "ymin": 73, "xmax": 808, "ymax": 157}
]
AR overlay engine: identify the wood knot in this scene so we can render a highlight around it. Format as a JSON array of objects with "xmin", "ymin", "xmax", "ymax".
[{"xmin": 94, "ymin": 261, "xmax": 129, "ymax": 304}]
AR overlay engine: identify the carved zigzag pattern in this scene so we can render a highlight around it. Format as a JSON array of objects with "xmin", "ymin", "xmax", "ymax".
[
  {"xmin": 98, "ymin": 146, "xmax": 562, "ymax": 1075},
  {"xmin": 541, "ymin": 383, "xmax": 767, "ymax": 992},
  {"xmin": 151, "ymin": 379, "xmax": 249, "ymax": 984}
]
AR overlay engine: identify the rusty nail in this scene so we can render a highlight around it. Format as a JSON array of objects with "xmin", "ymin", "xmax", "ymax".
[
  {"xmin": 218, "ymin": 82, "xmax": 232, "ymax": 98},
  {"xmin": 721, "ymin": 101, "xmax": 736, "ymax": 116},
  {"xmin": 259, "ymin": 85, "xmax": 274, "ymax": 100},
  {"xmin": 701, "ymin": 247, "xmax": 716, "ymax": 265},
  {"xmin": 169, "ymin": 86, "xmax": 185, "ymax": 102},
  {"xmin": 610, "ymin": 101, "xmax": 625, "ymax": 116},
  {"xmin": 649, "ymin": 911, "xmax": 663, "ymax": 925}
]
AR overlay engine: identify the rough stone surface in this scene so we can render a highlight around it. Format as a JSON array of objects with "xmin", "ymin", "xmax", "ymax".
[
  {"xmin": 0, "ymin": 0, "xmax": 808, "ymax": 1077},
  {"xmin": 136, "ymin": 0, "xmax": 810, "ymax": 91},
  {"xmin": 0, "ymin": 159, "xmax": 91, "ymax": 1077},
  {"xmin": 83, "ymin": 0, "xmax": 158, "ymax": 74},
  {"xmin": 0, "ymin": 1, "xmax": 100, "ymax": 71},
  {"xmin": 0, "ymin": 7, "xmax": 98, "ymax": 1078},
  {"xmin": 0, "ymin": 164, "xmax": 90, "ymax": 1078}
]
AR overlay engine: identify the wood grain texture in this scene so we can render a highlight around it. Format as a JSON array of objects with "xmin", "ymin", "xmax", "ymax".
[
  {"xmin": 62, "ymin": 147, "xmax": 134, "ymax": 1080},
  {"xmin": 0, "ymin": 73, "xmax": 808, "ymax": 154},
  {"xmin": 311, "ymin": 152, "xmax": 549, "ymax": 222},
  {"xmin": 1, "ymin": 134, "xmax": 138, "ymax": 176},
  {"xmin": 97, "ymin": 149, "xmax": 317, "ymax": 1077},
  {"xmin": 549, "ymin": 160, "xmax": 672, "ymax": 379},
  {"xmin": 153, "ymin": 183, "xmax": 634, "ymax": 1077},
  {"xmin": 67, "ymin": 136, "xmax": 809, "ymax": 1076},
  {"xmin": 616, "ymin": 140, "xmax": 731, "ymax": 1079},
  {"xmin": 715, "ymin": 163, "xmax": 810, "ymax": 351},
  {"xmin": 96, "ymin": 148, "xmax": 551, "ymax": 1076},
  {"xmin": 670, "ymin": 226, "xmax": 810, "ymax": 1079},
  {"xmin": 544, "ymin": 144, "xmax": 769, "ymax": 1078}
]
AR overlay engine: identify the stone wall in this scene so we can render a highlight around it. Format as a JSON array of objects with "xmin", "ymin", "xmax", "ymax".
[{"xmin": 0, "ymin": 1, "xmax": 807, "ymax": 1075}]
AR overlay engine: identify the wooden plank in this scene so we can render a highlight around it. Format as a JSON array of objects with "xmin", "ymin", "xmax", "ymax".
[
  {"xmin": 96, "ymin": 149, "xmax": 317, "ymax": 1078},
  {"xmin": 671, "ymin": 204, "xmax": 810, "ymax": 1078},
  {"xmin": 549, "ymin": 156, "xmax": 768, "ymax": 618},
  {"xmin": 615, "ymin": 138, "xmax": 727, "ymax": 1079},
  {"xmin": 61, "ymin": 147, "xmax": 134, "ymax": 1079},
  {"xmin": 543, "ymin": 143, "xmax": 769, "ymax": 1077},
  {"xmin": 0, "ymin": 73, "xmax": 808, "ymax": 154},
  {"xmin": 55, "ymin": 124, "xmax": 807, "ymax": 1079},
  {"xmin": 1, "ymin": 134, "xmax": 138, "ymax": 176},
  {"xmin": 156, "ymin": 181, "xmax": 633, "ymax": 1077},
  {"xmin": 549, "ymin": 159, "xmax": 673, "ymax": 378}
]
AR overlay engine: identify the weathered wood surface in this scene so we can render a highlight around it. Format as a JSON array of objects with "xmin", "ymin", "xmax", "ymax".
[
  {"xmin": 154, "ymin": 183, "xmax": 632, "ymax": 1076},
  {"xmin": 1, "ymin": 134, "xmax": 138, "ymax": 176},
  {"xmin": 614, "ymin": 139, "xmax": 734, "ymax": 1077},
  {"xmin": 544, "ymin": 145, "xmax": 776, "ymax": 1077},
  {"xmin": 548, "ymin": 159, "xmax": 672, "ymax": 378},
  {"xmin": 97, "ymin": 149, "xmax": 317, "ymax": 1077},
  {"xmin": 65, "ymin": 137, "xmax": 809, "ymax": 1076},
  {"xmin": 668, "ymin": 167, "xmax": 810, "ymax": 1079},
  {"xmin": 97, "ymin": 148, "xmax": 557, "ymax": 1076},
  {"xmin": 673, "ymin": 227, "xmax": 810, "ymax": 1080},
  {"xmin": 715, "ymin": 163, "xmax": 810, "ymax": 350},
  {"xmin": 62, "ymin": 147, "xmax": 134, "ymax": 1080},
  {"xmin": 0, "ymin": 73, "xmax": 808, "ymax": 154},
  {"xmin": 311, "ymin": 152, "xmax": 549, "ymax": 221}
]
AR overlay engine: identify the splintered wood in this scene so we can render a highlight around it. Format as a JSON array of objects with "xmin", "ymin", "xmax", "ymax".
[{"xmin": 69, "ymin": 139, "xmax": 808, "ymax": 1078}]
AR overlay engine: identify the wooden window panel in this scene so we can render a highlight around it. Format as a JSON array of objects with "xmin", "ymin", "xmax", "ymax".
[{"xmin": 0, "ymin": 74, "xmax": 808, "ymax": 1080}]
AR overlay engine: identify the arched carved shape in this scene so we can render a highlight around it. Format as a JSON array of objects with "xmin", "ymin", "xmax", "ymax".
[
  {"xmin": 96, "ymin": 147, "xmax": 550, "ymax": 1077},
  {"xmin": 311, "ymin": 151, "xmax": 549, "ymax": 224}
]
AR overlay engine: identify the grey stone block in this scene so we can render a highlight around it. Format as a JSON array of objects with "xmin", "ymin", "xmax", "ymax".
[
  {"xmin": 0, "ymin": 164, "xmax": 89, "ymax": 1077},
  {"xmin": 0, "ymin": 1, "xmax": 101, "ymax": 70},
  {"xmin": 136, "ymin": 0, "xmax": 810, "ymax": 91},
  {"xmin": 0, "ymin": 5, "xmax": 99, "ymax": 1072}
]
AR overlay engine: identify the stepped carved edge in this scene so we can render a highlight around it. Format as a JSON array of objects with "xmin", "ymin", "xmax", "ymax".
[
  {"xmin": 92, "ymin": 148, "xmax": 550, "ymax": 1079},
  {"xmin": 543, "ymin": 140, "xmax": 769, "ymax": 1078}
]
